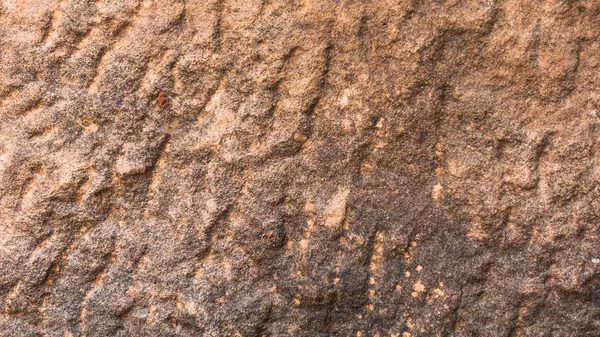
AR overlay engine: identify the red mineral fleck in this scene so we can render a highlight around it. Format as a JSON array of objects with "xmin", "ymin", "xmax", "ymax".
[{"xmin": 157, "ymin": 91, "xmax": 168, "ymax": 108}]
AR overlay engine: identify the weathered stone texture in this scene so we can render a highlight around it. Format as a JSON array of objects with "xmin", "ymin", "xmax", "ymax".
[{"xmin": 1, "ymin": 0, "xmax": 599, "ymax": 336}]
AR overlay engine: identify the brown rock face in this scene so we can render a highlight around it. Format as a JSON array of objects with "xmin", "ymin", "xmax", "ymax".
[{"xmin": 1, "ymin": 1, "xmax": 599, "ymax": 336}]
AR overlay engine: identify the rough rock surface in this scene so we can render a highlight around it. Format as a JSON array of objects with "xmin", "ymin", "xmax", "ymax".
[{"xmin": 1, "ymin": 0, "xmax": 600, "ymax": 336}]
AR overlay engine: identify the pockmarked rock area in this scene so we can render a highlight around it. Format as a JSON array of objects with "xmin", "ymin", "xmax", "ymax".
[{"xmin": 1, "ymin": 0, "xmax": 599, "ymax": 336}]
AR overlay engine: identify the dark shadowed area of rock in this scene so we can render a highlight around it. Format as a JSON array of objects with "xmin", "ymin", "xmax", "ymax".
[{"xmin": 1, "ymin": 0, "xmax": 599, "ymax": 336}]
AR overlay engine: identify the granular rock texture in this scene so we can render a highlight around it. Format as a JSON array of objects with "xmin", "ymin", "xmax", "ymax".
[{"xmin": 1, "ymin": 0, "xmax": 600, "ymax": 336}]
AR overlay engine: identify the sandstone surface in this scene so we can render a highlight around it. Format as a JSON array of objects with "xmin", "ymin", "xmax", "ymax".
[{"xmin": 1, "ymin": 0, "xmax": 599, "ymax": 336}]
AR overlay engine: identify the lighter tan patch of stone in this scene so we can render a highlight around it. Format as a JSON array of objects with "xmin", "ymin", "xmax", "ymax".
[
  {"xmin": 324, "ymin": 187, "xmax": 350, "ymax": 228},
  {"xmin": 431, "ymin": 183, "xmax": 443, "ymax": 200}
]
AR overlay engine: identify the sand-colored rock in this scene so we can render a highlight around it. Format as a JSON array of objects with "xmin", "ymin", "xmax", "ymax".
[{"xmin": 1, "ymin": 0, "xmax": 599, "ymax": 336}]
